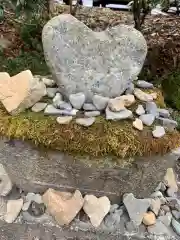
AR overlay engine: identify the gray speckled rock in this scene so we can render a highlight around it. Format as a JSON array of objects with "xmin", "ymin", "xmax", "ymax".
[
  {"xmin": 136, "ymin": 104, "xmax": 145, "ymax": 116},
  {"xmin": 152, "ymin": 126, "xmax": 165, "ymax": 138},
  {"xmin": 156, "ymin": 117, "xmax": 177, "ymax": 131},
  {"xmin": 172, "ymin": 210, "xmax": 180, "ymax": 220},
  {"xmin": 92, "ymin": 95, "xmax": 109, "ymax": 110},
  {"xmin": 84, "ymin": 111, "xmax": 100, "ymax": 117},
  {"xmin": 76, "ymin": 117, "xmax": 95, "ymax": 127},
  {"xmin": 42, "ymin": 14, "xmax": 147, "ymax": 102},
  {"xmin": 145, "ymin": 102, "xmax": 158, "ymax": 116},
  {"xmin": 123, "ymin": 193, "xmax": 151, "ymax": 226},
  {"xmin": 44, "ymin": 104, "xmax": 78, "ymax": 116},
  {"xmin": 136, "ymin": 80, "xmax": 154, "ymax": 89},
  {"xmin": 69, "ymin": 92, "xmax": 85, "ymax": 110},
  {"xmin": 139, "ymin": 114, "xmax": 155, "ymax": 126},
  {"xmin": 157, "ymin": 108, "xmax": 170, "ymax": 118},
  {"xmin": 106, "ymin": 107, "xmax": 133, "ymax": 120},
  {"xmin": 83, "ymin": 103, "xmax": 97, "ymax": 111}
]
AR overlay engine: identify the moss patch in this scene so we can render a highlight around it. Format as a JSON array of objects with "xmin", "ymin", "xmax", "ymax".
[{"xmin": 0, "ymin": 102, "xmax": 179, "ymax": 159}]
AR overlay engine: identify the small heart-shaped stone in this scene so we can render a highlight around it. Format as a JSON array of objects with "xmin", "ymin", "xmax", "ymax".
[{"xmin": 83, "ymin": 195, "xmax": 110, "ymax": 227}]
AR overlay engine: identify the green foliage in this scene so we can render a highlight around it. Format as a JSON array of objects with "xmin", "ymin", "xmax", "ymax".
[
  {"xmin": 0, "ymin": 51, "xmax": 49, "ymax": 76},
  {"xmin": 162, "ymin": 72, "xmax": 180, "ymax": 110}
]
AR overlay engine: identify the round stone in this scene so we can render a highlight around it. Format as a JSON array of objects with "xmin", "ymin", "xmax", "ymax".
[{"xmin": 142, "ymin": 211, "xmax": 156, "ymax": 226}]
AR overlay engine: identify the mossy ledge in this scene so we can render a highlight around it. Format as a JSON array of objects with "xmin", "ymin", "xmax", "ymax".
[{"xmin": 0, "ymin": 102, "xmax": 179, "ymax": 159}]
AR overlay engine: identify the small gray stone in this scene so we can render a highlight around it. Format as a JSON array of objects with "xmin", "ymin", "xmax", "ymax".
[
  {"xmin": 136, "ymin": 80, "xmax": 154, "ymax": 89},
  {"xmin": 158, "ymin": 212, "xmax": 172, "ymax": 227},
  {"xmin": 0, "ymin": 164, "xmax": 12, "ymax": 197},
  {"xmin": 150, "ymin": 198, "xmax": 161, "ymax": 216},
  {"xmin": 4, "ymin": 198, "xmax": 23, "ymax": 223},
  {"xmin": 147, "ymin": 220, "xmax": 171, "ymax": 235},
  {"xmin": 42, "ymin": 77, "xmax": 56, "ymax": 87},
  {"xmin": 76, "ymin": 117, "xmax": 95, "ymax": 127},
  {"xmin": 44, "ymin": 104, "xmax": 78, "ymax": 116},
  {"xmin": 157, "ymin": 108, "xmax": 170, "ymax": 118},
  {"xmin": 109, "ymin": 204, "xmax": 119, "ymax": 213},
  {"xmin": 83, "ymin": 103, "xmax": 97, "ymax": 111},
  {"xmin": 158, "ymin": 209, "xmax": 165, "ymax": 216},
  {"xmin": 104, "ymin": 208, "xmax": 123, "ymax": 229},
  {"xmin": 172, "ymin": 218, "xmax": 180, "ymax": 236},
  {"xmin": 52, "ymin": 92, "xmax": 63, "ymax": 106},
  {"xmin": 31, "ymin": 102, "xmax": 48, "ymax": 113},
  {"xmin": 92, "ymin": 95, "xmax": 109, "ymax": 110},
  {"xmin": 23, "ymin": 193, "xmax": 42, "ymax": 211},
  {"xmin": 161, "ymin": 205, "xmax": 170, "ymax": 213},
  {"xmin": 69, "ymin": 92, "xmax": 85, "ymax": 110},
  {"xmin": 125, "ymin": 83, "xmax": 134, "ymax": 95},
  {"xmin": 145, "ymin": 102, "xmax": 158, "ymax": 116},
  {"xmin": 172, "ymin": 210, "xmax": 180, "ymax": 220},
  {"xmin": 106, "ymin": 107, "xmax": 133, "ymax": 121},
  {"xmin": 28, "ymin": 201, "xmax": 46, "ymax": 217},
  {"xmin": 22, "ymin": 211, "xmax": 55, "ymax": 225},
  {"xmin": 152, "ymin": 126, "xmax": 165, "ymax": 138},
  {"xmin": 156, "ymin": 117, "xmax": 177, "ymax": 131},
  {"xmin": 46, "ymin": 88, "xmax": 59, "ymax": 98},
  {"xmin": 166, "ymin": 197, "xmax": 180, "ymax": 211},
  {"xmin": 135, "ymin": 104, "xmax": 145, "ymax": 116},
  {"xmin": 123, "ymin": 193, "xmax": 151, "ymax": 226},
  {"xmin": 139, "ymin": 114, "xmax": 155, "ymax": 126},
  {"xmin": 57, "ymin": 101, "xmax": 72, "ymax": 111},
  {"xmin": 151, "ymin": 191, "xmax": 164, "ymax": 198},
  {"xmin": 84, "ymin": 111, "xmax": 100, "ymax": 117},
  {"xmin": 155, "ymin": 182, "xmax": 167, "ymax": 192},
  {"xmin": 125, "ymin": 221, "xmax": 139, "ymax": 233},
  {"xmin": 56, "ymin": 116, "xmax": 73, "ymax": 125}
]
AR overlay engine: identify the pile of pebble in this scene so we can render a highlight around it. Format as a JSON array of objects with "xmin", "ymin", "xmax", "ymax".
[
  {"xmin": 0, "ymin": 161, "xmax": 180, "ymax": 238},
  {"xmin": 32, "ymin": 76, "xmax": 178, "ymax": 138}
]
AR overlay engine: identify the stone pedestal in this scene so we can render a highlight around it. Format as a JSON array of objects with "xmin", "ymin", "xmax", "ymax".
[{"xmin": 0, "ymin": 137, "xmax": 179, "ymax": 203}]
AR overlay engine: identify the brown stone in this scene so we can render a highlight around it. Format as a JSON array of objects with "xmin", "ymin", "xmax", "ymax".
[
  {"xmin": 42, "ymin": 188, "xmax": 84, "ymax": 225},
  {"xmin": 143, "ymin": 211, "xmax": 156, "ymax": 226},
  {"xmin": 0, "ymin": 70, "xmax": 46, "ymax": 115},
  {"xmin": 83, "ymin": 195, "xmax": 110, "ymax": 227},
  {"xmin": 108, "ymin": 99, "xmax": 125, "ymax": 112},
  {"xmin": 117, "ymin": 94, "xmax": 135, "ymax": 107}
]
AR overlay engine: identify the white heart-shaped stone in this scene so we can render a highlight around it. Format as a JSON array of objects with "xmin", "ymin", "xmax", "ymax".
[{"xmin": 83, "ymin": 195, "xmax": 111, "ymax": 227}]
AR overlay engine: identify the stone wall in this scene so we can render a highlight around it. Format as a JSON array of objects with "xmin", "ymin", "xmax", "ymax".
[{"xmin": 0, "ymin": 137, "xmax": 180, "ymax": 203}]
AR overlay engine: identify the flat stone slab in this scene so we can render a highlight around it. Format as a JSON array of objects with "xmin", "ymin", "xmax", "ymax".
[{"xmin": 0, "ymin": 137, "xmax": 179, "ymax": 203}]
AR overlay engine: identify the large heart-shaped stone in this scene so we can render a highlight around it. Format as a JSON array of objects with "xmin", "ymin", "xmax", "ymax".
[{"xmin": 42, "ymin": 14, "xmax": 147, "ymax": 102}]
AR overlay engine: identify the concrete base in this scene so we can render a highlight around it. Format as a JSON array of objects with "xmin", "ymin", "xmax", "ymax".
[{"xmin": 0, "ymin": 137, "xmax": 179, "ymax": 203}]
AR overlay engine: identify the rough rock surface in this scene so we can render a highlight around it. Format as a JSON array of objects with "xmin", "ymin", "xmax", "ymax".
[
  {"xmin": 106, "ymin": 107, "xmax": 132, "ymax": 120},
  {"xmin": 42, "ymin": 189, "xmax": 84, "ymax": 225},
  {"xmin": 0, "ymin": 164, "xmax": 12, "ymax": 196},
  {"xmin": 4, "ymin": 198, "xmax": 23, "ymax": 223},
  {"xmin": 42, "ymin": 14, "xmax": 147, "ymax": 101},
  {"xmin": 0, "ymin": 70, "xmax": 46, "ymax": 115}
]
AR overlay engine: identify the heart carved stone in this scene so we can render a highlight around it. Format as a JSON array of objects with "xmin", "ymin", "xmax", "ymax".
[
  {"xmin": 83, "ymin": 195, "xmax": 111, "ymax": 227},
  {"xmin": 42, "ymin": 14, "xmax": 147, "ymax": 102}
]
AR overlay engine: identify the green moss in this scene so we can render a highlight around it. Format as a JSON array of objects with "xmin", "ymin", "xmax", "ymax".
[
  {"xmin": 162, "ymin": 71, "xmax": 180, "ymax": 110},
  {"xmin": 0, "ymin": 104, "xmax": 179, "ymax": 159}
]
